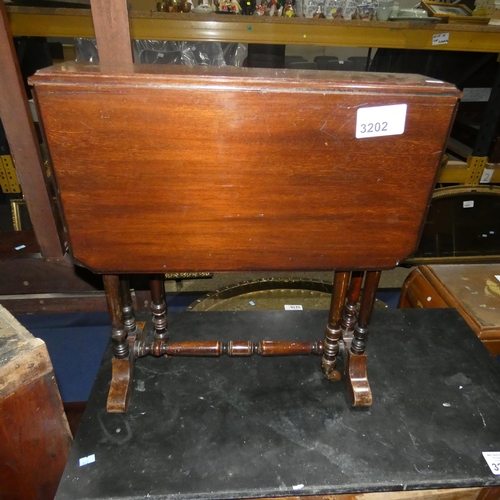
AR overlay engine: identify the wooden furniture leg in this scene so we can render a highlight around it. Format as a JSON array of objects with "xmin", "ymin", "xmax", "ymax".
[
  {"xmin": 150, "ymin": 274, "xmax": 168, "ymax": 341},
  {"xmin": 104, "ymin": 274, "xmax": 133, "ymax": 413},
  {"xmin": 341, "ymin": 271, "xmax": 364, "ymax": 340},
  {"xmin": 120, "ymin": 275, "xmax": 137, "ymax": 336},
  {"xmin": 346, "ymin": 270, "xmax": 381, "ymax": 407},
  {"xmin": 322, "ymin": 271, "xmax": 350, "ymax": 381}
]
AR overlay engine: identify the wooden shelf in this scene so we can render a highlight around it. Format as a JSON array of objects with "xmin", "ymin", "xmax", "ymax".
[{"xmin": 6, "ymin": 6, "xmax": 500, "ymax": 52}]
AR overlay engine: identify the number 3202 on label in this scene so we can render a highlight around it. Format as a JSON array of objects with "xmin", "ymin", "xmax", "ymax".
[
  {"xmin": 359, "ymin": 122, "xmax": 388, "ymax": 135},
  {"xmin": 356, "ymin": 104, "xmax": 407, "ymax": 139}
]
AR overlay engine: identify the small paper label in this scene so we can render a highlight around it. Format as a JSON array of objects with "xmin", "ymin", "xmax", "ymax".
[
  {"xmin": 480, "ymin": 168, "xmax": 494, "ymax": 184},
  {"xmin": 79, "ymin": 454, "xmax": 96, "ymax": 467},
  {"xmin": 285, "ymin": 305, "xmax": 303, "ymax": 310},
  {"xmin": 356, "ymin": 104, "xmax": 407, "ymax": 139},
  {"xmin": 482, "ymin": 452, "xmax": 500, "ymax": 475},
  {"xmin": 463, "ymin": 200, "xmax": 474, "ymax": 208},
  {"xmin": 495, "ymin": 275, "xmax": 500, "ymax": 283},
  {"xmin": 432, "ymin": 33, "xmax": 449, "ymax": 46}
]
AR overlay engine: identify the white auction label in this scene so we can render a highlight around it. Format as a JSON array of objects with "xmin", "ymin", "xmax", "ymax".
[
  {"xmin": 284, "ymin": 305, "xmax": 303, "ymax": 310},
  {"xmin": 482, "ymin": 452, "xmax": 500, "ymax": 475},
  {"xmin": 79, "ymin": 454, "xmax": 96, "ymax": 467},
  {"xmin": 432, "ymin": 33, "xmax": 449, "ymax": 46},
  {"xmin": 480, "ymin": 168, "xmax": 494, "ymax": 183},
  {"xmin": 356, "ymin": 104, "xmax": 407, "ymax": 139},
  {"xmin": 463, "ymin": 200, "xmax": 474, "ymax": 208}
]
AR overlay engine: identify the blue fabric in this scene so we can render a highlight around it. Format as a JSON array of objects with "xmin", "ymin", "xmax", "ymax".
[{"xmin": 16, "ymin": 315, "xmax": 110, "ymax": 403}]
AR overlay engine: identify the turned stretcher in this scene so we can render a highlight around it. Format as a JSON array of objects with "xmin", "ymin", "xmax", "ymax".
[{"xmin": 30, "ymin": 63, "xmax": 460, "ymax": 411}]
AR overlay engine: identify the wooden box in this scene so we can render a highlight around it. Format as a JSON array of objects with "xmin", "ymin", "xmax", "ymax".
[
  {"xmin": 0, "ymin": 305, "xmax": 72, "ymax": 500},
  {"xmin": 399, "ymin": 264, "xmax": 500, "ymax": 355}
]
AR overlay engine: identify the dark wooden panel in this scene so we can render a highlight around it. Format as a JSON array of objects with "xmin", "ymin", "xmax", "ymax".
[
  {"xmin": 0, "ymin": 2, "xmax": 63, "ymax": 260},
  {"xmin": 30, "ymin": 64, "xmax": 460, "ymax": 274}
]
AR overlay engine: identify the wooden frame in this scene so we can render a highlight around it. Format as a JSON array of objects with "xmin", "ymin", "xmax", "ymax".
[
  {"xmin": 420, "ymin": 1, "xmax": 489, "ymax": 23},
  {"xmin": 421, "ymin": 1, "xmax": 472, "ymax": 18}
]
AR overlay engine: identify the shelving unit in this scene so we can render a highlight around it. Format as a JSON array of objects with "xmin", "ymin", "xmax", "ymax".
[{"xmin": 6, "ymin": 6, "xmax": 500, "ymax": 52}]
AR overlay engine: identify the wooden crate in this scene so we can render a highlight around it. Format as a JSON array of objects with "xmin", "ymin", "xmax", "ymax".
[
  {"xmin": 399, "ymin": 264, "xmax": 500, "ymax": 355},
  {"xmin": 0, "ymin": 305, "xmax": 72, "ymax": 500}
]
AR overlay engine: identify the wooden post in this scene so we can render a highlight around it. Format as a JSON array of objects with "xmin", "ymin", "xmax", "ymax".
[
  {"xmin": 346, "ymin": 270, "xmax": 381, "ymax": 407},
  {"xmin": 150, "ymin": 274, "xmax": 168, "ymax": 341},
  {"xmin": 104, "ymin": 274, "xmax": 133, "ymax": 412},
  {"xmin": 341, "ymin": 271, "xmax": 364, "ymax": 338},
  {"xmin": 0, "ymin": 1, "xmax": 63, "ymax": 260},
  {"xmin": 351, "ymin": 270, "xmax": 381, "ymax": 355},
  {"xmin": 120, "ymin": 275, "xmax": 137, "ymax": 336},
  {"xmin": 322, "ymin": 271, "xmax": 350, "ymax": 381},
  {"xmin": 89, "ymin": 0, "xmax": 133, "ymax": 65}
]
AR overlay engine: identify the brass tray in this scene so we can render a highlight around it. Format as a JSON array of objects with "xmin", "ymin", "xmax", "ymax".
[{"xmin": 188, "ymin": 277, "xmax": 388, "ymax": 311}]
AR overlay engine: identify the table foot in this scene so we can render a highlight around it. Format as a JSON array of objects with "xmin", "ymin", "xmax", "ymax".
[
  {"xmin": 107, "ymin": 355, "xmax": 133, "ymax": 413},
  {"xmin": 346, "ymin": 351, "xmax": 372, "ymax": 407}
]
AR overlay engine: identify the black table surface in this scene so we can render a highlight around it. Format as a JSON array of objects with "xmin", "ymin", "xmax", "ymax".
[{"xmin": 56, "ymin": 309, "xmax": 500, "ymax": 499}]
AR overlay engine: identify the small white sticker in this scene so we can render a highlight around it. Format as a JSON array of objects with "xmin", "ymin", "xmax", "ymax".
[
  {"xmin": 292, "ymin": 484, "xmax": 305, "ymax": 490},
  {"xmin": 482, "ymin": 452, "xmax": 500, "ymax": 475},
  {"xmin": 432, "ymin": 33, "xmax": 449, "ymax": 46},
  {"xmin": 285, "ymin": 305, "xmax": 303, "ymax": 311},
  {"xmin": 463, "ymin": 200, "xmax": 474, "ymax": 208},
  {"xmin": 495, "ymin": 275, "xmax": 500, "ymax": 283},
  {"xmin": 480, "ymin": 168, "xmax": 494, "ymax": 184},
  {"xmin": 79, "ymin": 454, "xmax": 96, "ymax": 467},
  {"xmin": 14, "ymin": 245, "xmax": 26, "ymax": 250},
  {"xmin": 356, "ymin": 104, "xmax": 407, "ymax": 139}
]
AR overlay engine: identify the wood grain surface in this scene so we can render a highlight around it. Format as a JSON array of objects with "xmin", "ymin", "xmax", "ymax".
[
  {"xmin": 30, "ymin": 63, "xmax": 460, "ymax": 274},
  {"xmin": 0, "ymin": 305, "xmax": 72, "ymax": 500}
]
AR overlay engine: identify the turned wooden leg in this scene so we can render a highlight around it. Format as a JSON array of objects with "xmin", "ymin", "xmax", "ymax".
[
  {"xmin": 351, "ymin": 270, "xmax": 380, "ymax": 356},
  {"xmin": 104, "ymin": 274, "xmax": 133, "ymax": 413},
  {"xmin": 120, "ymin": 275, "xmax": 137, "ymax": 336},
  {"xmin": 322, "ymin": 271, "xmax": 349, "ymax": 381},
  {"xmin": 150, "ymin": 274, "xmax": 168, "ymax": 340},
  {"xmin": 346, "ymin": 270, "xmax": 381, "ymax": 407},
  {"xmin": 341, "ymin": 271, "xmax": 364, "ymax": 340}
]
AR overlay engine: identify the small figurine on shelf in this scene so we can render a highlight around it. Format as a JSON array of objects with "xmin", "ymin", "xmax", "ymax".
[
  {"xmin": 255, "ymin": 1, "xmax": 266, "ymax": 14},
  {"xmin": 229, "ymin": 0, "xmax": 242, "ymax": 12},
  {"xmin": 283, "ymin": 0, "xmax": 296, "ymax": 16},
  {"xmin": 313, "ymin": 2, "xmax": 326, "ymax": 17},
  {"xmin": 180, "ymin": 0, "xmax": 192, "ymax": 12},
  {"xmin": 168, "ymin": 0, "xmax": 180, "ymax": 12},
  {"xmin": 241, "ymin": 0, "xmax": 256, "ymax": 14}
]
